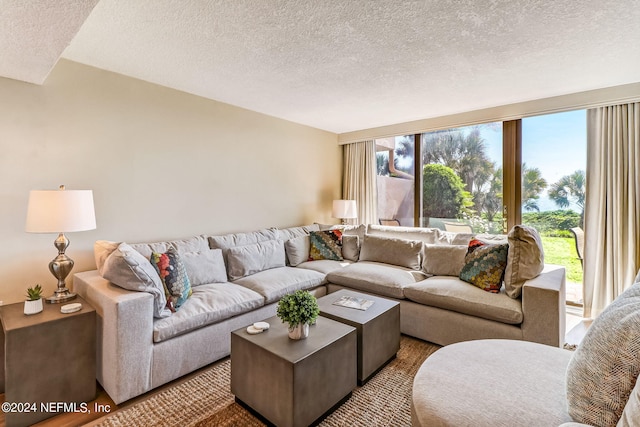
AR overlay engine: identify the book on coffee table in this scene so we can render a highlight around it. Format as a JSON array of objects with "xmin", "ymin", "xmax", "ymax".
[{"xmin": 332, "ymin": 295, "xmax": 374, "ymax": 311}]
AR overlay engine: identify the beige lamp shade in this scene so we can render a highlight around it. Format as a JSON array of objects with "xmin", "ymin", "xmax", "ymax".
[
  {"xmin": 26, "ymin": 188, "xmax": 96, "ymax": 233},
  {"xmin": 332, "ymin": 199, "xmax": 357, "ymax": 219}
]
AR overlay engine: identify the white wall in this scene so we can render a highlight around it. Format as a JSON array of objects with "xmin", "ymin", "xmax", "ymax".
[{"xmin": 0, "ymin": 60, "xmax": 341, "ymax": 304}]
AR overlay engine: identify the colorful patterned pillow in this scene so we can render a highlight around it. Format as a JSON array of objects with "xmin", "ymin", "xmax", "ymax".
[
  {"xmin": 459, "ymin": 239, "xmax": 508, "ymax": 292},
  {"xmin": 150, "ymin": 247, "xmax": 192, "ymax": 312},
  {"xmin": 309, "ymin": 230, "xmax": 343, "ymax": 261}
]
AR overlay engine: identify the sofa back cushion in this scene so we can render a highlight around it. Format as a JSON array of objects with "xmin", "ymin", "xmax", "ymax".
[
  {"xmin": 367, "ymin": 224, "xmax": 439, "ymax": 244},
  {"xmin": 504, "ymin": 225, "xmax": 544, "ymax": 299},
  {"xmin": 277, "ymin": 224, "xmax": 320, "ymax": 241},
  {"xmin": 359, "ymin": 234, "xmax": 422, "ymax": 270},
  {"xmin": 226, "ymin": 240, "xmax": 286, "ymax": 281},
  {"xmin": 208, "ymin": 228, "xmax": 278, "ymax": 257},
  {"xmin": 566, "ymin": 284, "xmax": 640, "ymax": 426}
]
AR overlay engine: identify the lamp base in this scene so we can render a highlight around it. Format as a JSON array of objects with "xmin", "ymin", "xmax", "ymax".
[{"xmin": 46, "ymin": 290, "xmax": 77, "ymax": 304}]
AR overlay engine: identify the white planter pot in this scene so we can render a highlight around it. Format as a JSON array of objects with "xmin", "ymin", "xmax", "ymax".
[
  {"xmin": 24, "ymin": 298, "xmax": 43, "ymax": 315},
  {"xmin": 288, "ymin": 323, "xmax": 309, "ymax": 340}
]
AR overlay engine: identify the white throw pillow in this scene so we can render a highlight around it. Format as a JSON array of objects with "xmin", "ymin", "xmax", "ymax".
[
  {"xmin": 181, "ymin": 249, "xmax": 228, "ymax": 286},
  {"xmin": 359, "ymin": 234, "xmax": 422, "ymax": 270},
  {"xmin": 284, "ymin": 236, "xmax": 311, "ymax": 267},
  {"xmin": 102, "ymin": 242, "xmax": 171, "ymax": 318},
  {"xmin": 226, "ymin": 240, "xmax": 286, "ymax": 281},
  {"xmin": 422, "ymin": 244, "xmax": 468, "ymax": 276}
]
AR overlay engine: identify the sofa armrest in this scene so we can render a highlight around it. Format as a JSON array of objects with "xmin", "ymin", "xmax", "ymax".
[
  {"xmin": 521, "ymin": 264, "xmax": 567, "ymax": 347},
  {"xmin": 74, "ymin": 270, "xmax": 154, "ymax": 404}
]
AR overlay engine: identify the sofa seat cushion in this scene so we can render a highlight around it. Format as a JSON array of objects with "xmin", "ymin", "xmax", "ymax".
[
  {"xmin": 326, "ymin": 261, "xmax": 427, "ymax": 299},
  {"xmin": 233, "ymin": 266, "xmax": 325, "ymax": 303},
  {"xmin": 404, "ymin": 277, "xmax": 523, "ymax": 324},
  {"xmin": 412, "ymin": 340, "xmax": 573, "ymax": 427},
  {"xmin": 296, "ymin": 259, "xmax": 354, "ymax": 275},
  {"xmin": 152, "ymin": 283, "xmax": 264, "ymax": 343}
]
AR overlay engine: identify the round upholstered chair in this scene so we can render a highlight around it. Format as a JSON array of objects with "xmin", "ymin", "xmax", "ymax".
[
  {"xmin": 412, "ymin": 283, "xmax": 640, "ymax": 427},
  {"xmin": 411, "ymin": 339, "xmax": 574, "ymax": 426}
]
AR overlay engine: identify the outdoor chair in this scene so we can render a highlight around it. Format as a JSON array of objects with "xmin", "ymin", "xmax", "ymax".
[{"xmin": 570, "ymin": 227, "xmax": 584, "ymax": 268}]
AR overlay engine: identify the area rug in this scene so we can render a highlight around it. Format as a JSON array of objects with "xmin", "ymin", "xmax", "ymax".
[{"xmin": 93, "ymin": 336, "xmax": 439, "ymax": 427}]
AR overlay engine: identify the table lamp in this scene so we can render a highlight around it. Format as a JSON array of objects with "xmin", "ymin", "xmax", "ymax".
[
  {"xmin": 25, "ymin": 185, "xmax": 96, "ymax": 303},
  {"xmin": 332, "ymin": 200, "xmax": 357, "ymax": 225}
]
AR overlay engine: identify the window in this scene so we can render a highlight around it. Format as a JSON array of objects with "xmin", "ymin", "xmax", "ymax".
[
  {"xmin": 374, "ymin": 111, "xmax": 587, "ymax": 306},
  {"xmin": 420, "ymin": 123, "xmax": 503, "ymax": 233},
  {"xmin": 376, "ymin": 136, "xmax": 415, "ymax": 226},
  {"xmin": 521, "ymin": 110, "xmax": 586, "ymax": 305}
]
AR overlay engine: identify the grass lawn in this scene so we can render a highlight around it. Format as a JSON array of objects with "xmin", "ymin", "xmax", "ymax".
[{"xmin": 540, "ymin": 236, "xmax": 583, "ymax": 284}]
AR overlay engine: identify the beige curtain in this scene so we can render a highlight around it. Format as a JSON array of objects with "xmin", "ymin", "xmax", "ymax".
[
  {"xmin": 584, "ymin": 102, "xmax": 640, "ymax": 318},
  {"xmin": 343, "ymin": 140, "xmax": 377, "ymax": 225}
]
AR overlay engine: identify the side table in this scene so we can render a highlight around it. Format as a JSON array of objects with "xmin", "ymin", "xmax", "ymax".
[
  {"xmin": 0, "ymin": 296, "xmax": 96, "ymax": 427},
  {"xmin": 231, "ymin": 315, "xmax": 356, "ymax": 427},
  {"xmin": 317, "ymin": 289, "xmax": 400, "ymax": 384}
]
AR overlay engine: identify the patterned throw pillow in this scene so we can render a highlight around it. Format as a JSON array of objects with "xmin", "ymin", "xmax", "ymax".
[
  {"xmin": 566, "ymin": 284, "xmax": 640, "ymax": 426},
  {"xmin": 150, "ymin": 247, "xmax": 192, "ymax": 312},
  {"xmin": 309, "ymin": 230, "xmax": 343, "ymax": 261},
  {"xmin": 459, "ymin": 239, "xmax": 508, "ymax": 292}
]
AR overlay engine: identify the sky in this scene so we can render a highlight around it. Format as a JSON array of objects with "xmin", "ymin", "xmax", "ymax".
[{"xmin": 480, "ymin": 110, "xmax": 586, "ymax": 211}]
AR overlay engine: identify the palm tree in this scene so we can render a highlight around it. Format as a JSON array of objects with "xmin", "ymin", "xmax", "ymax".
[
  {"xmin": 548, "ymin": 170, "xmax": 586, "ymax": 225},
  {"xmin": 522, "ymin": 165, "xmax": 548, "ymax": 212}
]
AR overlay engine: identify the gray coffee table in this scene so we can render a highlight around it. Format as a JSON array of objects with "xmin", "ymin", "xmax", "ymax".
[
  {"xmin": 231, "ymin": 315, "xmax": 356, "ymax": 427},
  {"xmin": 317, "ymin": 289, "xmax": 400, "ymax": 384}
]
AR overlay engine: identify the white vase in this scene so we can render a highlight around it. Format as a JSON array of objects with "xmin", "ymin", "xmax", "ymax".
[
  {"xmin": 288, "ymin": 323, "xmax": 309, "ymax": 340},
  {"xmin": 24, "ymin": 298, "xmax": 43, "ymax": 315}
]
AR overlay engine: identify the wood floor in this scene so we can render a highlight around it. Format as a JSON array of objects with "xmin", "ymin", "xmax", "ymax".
[{"xmin": 1, "ymin": 310, "xmax": 592, "ymax": 427}]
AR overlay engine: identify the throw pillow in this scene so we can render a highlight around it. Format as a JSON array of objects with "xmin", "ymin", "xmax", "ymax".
[
  {"xmin": 101, "ymin": 242, "xmax": 171, "ymax": 318},
  {"xmin": 150, "ymin": 248, "xmax": 192, "ymax": 312},
  {"xmin": 504, "ymin": 225, "xmax": 544, "ymax": 298},
  {"xmin": 422, "ymin": 244, "xmax": 468, "ymax": 276},
  {"xmin": 309, "ymin": 230, "xmax": 343, "ymax": 261},
  {"xmin": 459, "ymin": 239, "xmax": 508, "ymax": 292},
  {"xmin": 618, "ymin": 376, "xmax": 640, "ymax": 427},
  {"xmin": 284, "ymin": 236, "xmax": 311, "ymax": 267},
  {"xmin": 566, "ymin": 284, "xmax": 640, "ymax": 426},
  {"xmin": 94, "ymin": 240, "xmax": 120, "ymax": 276},
  {"xmin": 359, "ymin": 234, "xmax": 423, "ymax": 269},
  {"xmin": 180, "ymin": 249, "xmax": 228, "ymax": 285},
  {"xmin": 342, "ymin": 235, "xmax": 360, "ymax": 262},
  {"xmin": 226, "ymin": 240, "xmax": 286, "ymax": 280}
]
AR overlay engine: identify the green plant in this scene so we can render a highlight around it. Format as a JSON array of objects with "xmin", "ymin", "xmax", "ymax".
[
  {"xmin": 26, "ymin": 284, "xmax": 43, "ymax": 301},
  {"xmin": 276, "ymin": 290, "xmax": 319, "ymax": 328}
]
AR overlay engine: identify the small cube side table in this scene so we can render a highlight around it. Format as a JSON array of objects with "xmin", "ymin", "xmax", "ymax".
[
  {"xmin": 231, "ymin": 315, "xmax": 356, "ymax": 427},
  {"xmin": 317, "ymin": 289, "xmax": 400, "ymax": 384},
  {"xmin": 0, "ymin": 296, "xmax": 96, "ymax": 427}
]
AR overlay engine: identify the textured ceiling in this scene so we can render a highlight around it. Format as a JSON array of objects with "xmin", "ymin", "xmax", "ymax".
[
  {"xmin": 0, "ymin": 0, "xmax": 98, "ymax": 84},
  {"xmin": 4, "ymin": 1, "xmax": 640, "ymax": 133}
]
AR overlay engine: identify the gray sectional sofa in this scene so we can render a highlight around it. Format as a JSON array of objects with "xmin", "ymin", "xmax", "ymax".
[{"xmin": 74, "ymin": 223, "xmax": 566, "ymax": 404}]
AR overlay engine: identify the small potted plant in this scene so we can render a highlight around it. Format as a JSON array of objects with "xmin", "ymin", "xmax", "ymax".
[
  {"xmin": 276, "ymin": 290, "xmax": 320, "ymax": 340},
  {"xmin": 24, "ymin": 284, "xmax": 44, "ymax": 315}
]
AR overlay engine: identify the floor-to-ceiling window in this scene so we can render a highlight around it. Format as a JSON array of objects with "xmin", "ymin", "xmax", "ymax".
[
  {"xmin": 420, "ymin": 123, "xmax": 503, "ymax": 233},
  {"xmin": 521, "ymin": 110, "xmax": 586, "ymax": 305},
  {"xmin": 374, "ymin": 110, "xmax": 587, "ymax": 304},
  {"xmin": 375, "ymin": 135, "xmax": 415, "ymax": 226}
]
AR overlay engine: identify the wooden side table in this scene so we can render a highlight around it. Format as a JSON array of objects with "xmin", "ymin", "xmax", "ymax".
[
  {"xmin": 231, "ymin": 316, "xmax": 356, "ymax": 427},
  {"xmin": 317, "ymin": 289, "xmax": 400, "ymax": 384},
  {"xmin": 0, "ymin": 296, "xmax": 96, "ymax": 426}
]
